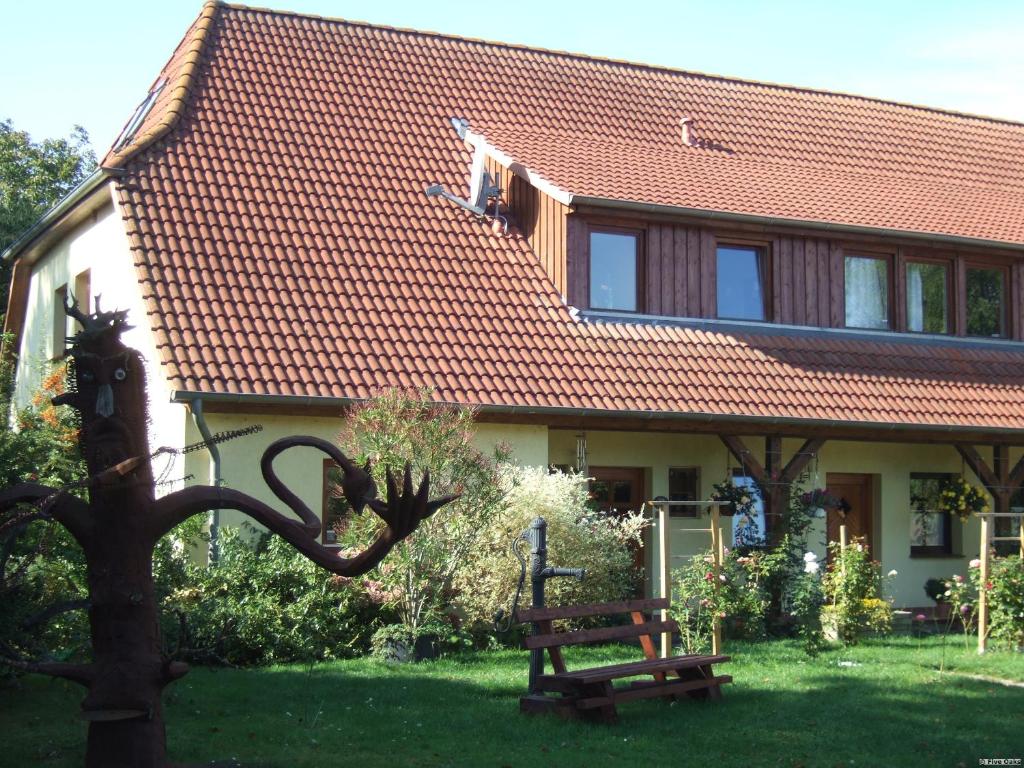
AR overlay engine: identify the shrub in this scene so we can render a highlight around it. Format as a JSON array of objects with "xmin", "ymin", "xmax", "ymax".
[
  {"xmin": 986, "ymin": 555, "xmax": 1024, "ymax": 651},
  {"xmin": 672, "ymin": 549, "xmax": 772, "ymax": 654},
  {"xmin": 821, "ymin": 537, "xmax": 893, "ymax": 645},
  {"xmin": 162, "ymin": 527, "xmax": 379, "ymax": 666},
  {"xmin": 0, "ymin": 353, "xmax": 89, "ymax": 669},
  {"xmin": 335, "ymin": 389, "xmax": 510, "ymax": 633},
  {"xmin": 456, "ymin": 466, "xmax": 647, "ymax": 637}
]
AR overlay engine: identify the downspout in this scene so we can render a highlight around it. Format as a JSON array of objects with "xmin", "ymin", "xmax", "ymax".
[{"xmin": 190, "ymin": 398, "xmax": 221, "ymax": 564}]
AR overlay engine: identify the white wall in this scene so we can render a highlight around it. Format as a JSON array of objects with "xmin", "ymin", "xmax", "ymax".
[
  {"xmin": 13, "ymin": 187, "xmax": 188, "ymax": 494},
  {"xmin": 549, "ymin": 429, "xmax": 1002, "ymax": 607}
]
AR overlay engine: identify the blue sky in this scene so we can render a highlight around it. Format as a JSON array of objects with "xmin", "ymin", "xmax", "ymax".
[{"xmin": 2, "ymin": 0, "xmax": 1022, "ymax": 156}]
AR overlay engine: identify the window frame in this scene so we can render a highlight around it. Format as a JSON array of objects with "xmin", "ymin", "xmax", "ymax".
[
  {"xmin": 667, "ymin": 466, "xmax": 701, "ymax": 518},
  {"xmin": 963, "ymin": 261, "xmax": 1009, "ymax": 339},
  {"xmin": 903, "ymin": 257, "xmax": 953, "ymax": 336},
  {"xmin": 52, "ymin": 284, "xmax": 68, "ymax": 361},
  {"xmin": 909, "ymin": 471, "xmax": 955, "ymax": 558},
  {"xmin": 843, "ymin": 251, "xmax": 895, "ymax": 331},
  {"xmin": 587, "ymin": 224, "xmax": 644, "ymax": 313},
  {"xmin": 714, "ymin": 240, "xmax": 771, "ymax": 322}
]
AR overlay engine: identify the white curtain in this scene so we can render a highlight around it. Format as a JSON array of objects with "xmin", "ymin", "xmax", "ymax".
[
  {"xmin": 845, "ymin": 257, "xmax": 887, "ymax": 329},
  {"xmin": 907, "ymin": 265, "xmax": 923, "ymax": 332}
]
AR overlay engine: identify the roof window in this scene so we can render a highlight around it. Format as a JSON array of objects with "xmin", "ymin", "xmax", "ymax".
[{"xmin": 112, "ymin": 79, "xmax": 167, "ymax": 151}]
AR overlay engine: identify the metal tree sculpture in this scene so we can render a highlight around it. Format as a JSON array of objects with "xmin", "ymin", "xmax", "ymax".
[{"xmin": 0, "ymin": 302, "xmax": 455, "ymax": 768}]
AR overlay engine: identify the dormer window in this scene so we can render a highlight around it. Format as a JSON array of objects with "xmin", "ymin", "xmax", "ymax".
[
  {"xmin": 906, "ymin": 261, "xmax": 949, "ymax": 334},
  {"xmin": 845, "ymin": 254, "xmax": 891, "ymax": 330},
  {"xmin": 716, "ymin": 244, "xmax": 767, "ymax": 321},
  {"xmin": 589, "ymin": 229, "xmax": 640, "ymax": 312},
  {"xmin": 966, "ymin": 265, "xmax": 1007, "ymax": 338}
]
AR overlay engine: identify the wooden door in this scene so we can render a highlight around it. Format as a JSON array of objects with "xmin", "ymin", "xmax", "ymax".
[
  {"xmin": 589, "ymin": 467, "xmax": 646, "ymax": 573},
  {"xmin": 826, "ymin": 473, "xmax": 874, "ymax": 556}
]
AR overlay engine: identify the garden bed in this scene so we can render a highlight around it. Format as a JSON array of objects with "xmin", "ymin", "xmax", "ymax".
[{"xmin": 1, "ymin": 637, "xmax": 1021, "ymax": 767}]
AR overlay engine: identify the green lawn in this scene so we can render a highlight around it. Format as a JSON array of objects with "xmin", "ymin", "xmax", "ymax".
[{"xmin": 2, "ymin": 637, "xmax": 1022, "ymax": 767}]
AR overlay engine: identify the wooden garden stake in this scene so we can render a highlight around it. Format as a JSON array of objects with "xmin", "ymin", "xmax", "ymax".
[
  {"xmin": 978, "ymin": 515, "xmax": 989, "ymax": 655},
  {"xmin": 839, "ymin": 523, "xmax": 848, "ymax": 577},
  {"xmin": 658, "ymin": 500, "xmax": 671, "ymax": 658},
  {"xmin": 711, "ymin": 504, "xmax": 723, "ymax": 656}
]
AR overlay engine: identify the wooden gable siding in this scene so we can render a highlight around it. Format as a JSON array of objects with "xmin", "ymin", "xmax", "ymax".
[
  {"xmin": 772, "ymin": 235, "xmax": 839, "ymax": 327},
  {"xmin": 484, "ymin": 155, "xmax": 570, "ymax": 297}
]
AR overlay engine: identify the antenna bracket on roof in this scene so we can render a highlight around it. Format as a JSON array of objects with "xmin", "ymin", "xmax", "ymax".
[{"xmin": 425, "ymin": 170, "xmax": 506, "ymax": 232}]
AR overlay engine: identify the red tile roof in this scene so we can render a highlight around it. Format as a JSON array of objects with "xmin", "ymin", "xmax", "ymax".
[{"xmin": 106, "ymin": 2, "xmax": 1024, "ymax": 432}]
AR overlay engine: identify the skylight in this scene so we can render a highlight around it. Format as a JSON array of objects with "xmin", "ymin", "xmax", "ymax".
[{"xmin": 112, "ymin": 79, "xmax": 167, "ymax": 152}]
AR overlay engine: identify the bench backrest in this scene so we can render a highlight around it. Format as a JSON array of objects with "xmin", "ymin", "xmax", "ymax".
[{"xmin": 518, "ymin": 598, "xmax": 677, "ymax": 672}]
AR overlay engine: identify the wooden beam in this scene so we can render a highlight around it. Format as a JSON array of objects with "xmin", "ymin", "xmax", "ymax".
[
  {"xmin": 780, "ymin": 438, "xmax": 827, "ymax": 484},
  {"xmin": 955, "ymin": 444, "xmax": 999, "ymax": 492},
  {"xmin": 1008, "ymin": 452, "xmax": 1024, "ymax": 491},
  {"xmin": 719, "ymin": 435, "xmax": 766, "ymax": 484}
]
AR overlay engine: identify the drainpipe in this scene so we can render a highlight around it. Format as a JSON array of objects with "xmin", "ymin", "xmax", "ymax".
[{"xmin": 190, "ymin": 398, "xmax": 221, "ymax": 564}]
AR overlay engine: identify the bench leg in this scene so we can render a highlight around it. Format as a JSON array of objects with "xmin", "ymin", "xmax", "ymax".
[{"xmin": 596, "ymin": 682, "xmax": 618, "ymax": 725}]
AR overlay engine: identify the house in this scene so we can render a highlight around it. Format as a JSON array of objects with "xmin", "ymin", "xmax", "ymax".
[{"xmin": 6, "ymin": 1, "xmax": 1024, "ymax": 609}]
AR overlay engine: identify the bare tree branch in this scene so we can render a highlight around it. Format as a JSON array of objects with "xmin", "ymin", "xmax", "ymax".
[
  {"xmin": 21, "ymin": 598, "xmax": 90, "ymax": 630},
  {"xmin": 0, "ymin": 641, "xmax": 94, "ymax": 687}
]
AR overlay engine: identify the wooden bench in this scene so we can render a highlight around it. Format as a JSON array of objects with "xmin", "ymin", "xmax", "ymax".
[{"xmin": 518, "ymin": 597, "xmax": 731, "ymax": 723}]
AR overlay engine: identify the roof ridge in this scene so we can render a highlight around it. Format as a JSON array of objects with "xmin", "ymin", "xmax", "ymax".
[
  {"xmin": 104, "ymin": 0, "xmax": 220, "ymax": 168},
  {"xmin": 221, "ymin": 2, "xmax": 1024, "ymax": 131}
]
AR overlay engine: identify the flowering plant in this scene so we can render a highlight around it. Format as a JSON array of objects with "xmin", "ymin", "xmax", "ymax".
[
  {"xmin": 937, "ymin": 477, "xmax": 989, "ymax": 522},
  {"xmin": 709, "ymin": 479, "xmax": 759, "ymax": 517},
  {"xmin": 798, "ymin": 488, "xmax": 840, "ymax": 510}
]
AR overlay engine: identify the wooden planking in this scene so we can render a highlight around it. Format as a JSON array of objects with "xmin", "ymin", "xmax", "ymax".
[
  {"xmin": 700, "ymin": 229, "xmax": 716, "ymax": 317},
  {"xmin": 523, "ymin": 620, "xmax": 679, "ymax": 649},
  {"xmin": 488, "ymin": 154, "xmax": 570, "ymax": 298},
  {"xmin": 647, "ymin": 223, "xmax": 663, "ymax": 315},
  {"xmin": 686, "ymin": 227, "xmax": 701, "ymax": 316},
  {"xmin": 817, "ymin": 239, "xmax": 831, "ymax": 326},
  {"xmin": 660, "ymin": 225, "xmax": 674, "ymax": 313},
  {"xmin": 673, "ymin": 226, "xmax": 688, "ymax": 315},
  {"xmin": 575, "ymin": 675, "xmax": 733, "ymax": 709},
  {"xmin": 555, "ymin": 654, "xmax": 731, "ymax": 684},
  {"xmin": 566, "ymin": 216, "xmax": 587, "ymax": 307},
  {"xmin": 830, "ymin": 241, "xmax": 845, "ymax": 327},
  {"xmin": 792, "ymin": 237, "xmax": 806, "ymax": 325},
  {"xmin": 518, "ymin": 597, "xmax": 669, "ymax": 622}
]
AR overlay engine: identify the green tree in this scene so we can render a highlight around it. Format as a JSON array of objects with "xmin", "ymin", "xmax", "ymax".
[{"xmin": 0, "ymin": 119, "xmax": 97, "ymax": 305}]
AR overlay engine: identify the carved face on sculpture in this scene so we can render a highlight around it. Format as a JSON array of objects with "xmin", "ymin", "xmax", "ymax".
[{"xmin": 52, "ymin": 300, "xmax": 149, "ymax": 477}]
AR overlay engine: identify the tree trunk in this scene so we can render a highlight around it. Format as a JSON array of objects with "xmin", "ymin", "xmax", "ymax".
[{"xmin": 82, "ymin": 485, "xmax": 172, "ymax": 768}]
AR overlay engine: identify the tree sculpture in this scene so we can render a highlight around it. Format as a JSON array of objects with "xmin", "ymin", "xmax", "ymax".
[{"xmin": 0, "ymin": 302, "xmax": 455, "ymax": 768}]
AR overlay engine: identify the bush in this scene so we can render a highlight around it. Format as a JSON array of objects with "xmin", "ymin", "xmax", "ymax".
[
  {"xmin": 986, "ymin": 555, "xmax": 1024, "ymax": 651},
  {"xmin": 335, "ymin": 389, "xmax": 510, "ymax": 633},
  {"xmin": 162, "ymin": 527, "xmax": 380, "ymax": 666},
  {"xmin": 821, "ymin": 537, "xmax": 893, "ymax": 645},
  {"xmin": 672, "ymin": 548, "xmax": 771, "ymax": 654},
  {"xmin": 456, "ymin": 466, "xmax": 647, "ymax": 637},
  {"xmin": 0, "ymin": 353, "xmax": 89, "ymax": 669}
]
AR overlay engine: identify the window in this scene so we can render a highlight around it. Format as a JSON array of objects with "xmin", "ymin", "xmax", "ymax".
[
  {"xmin": 53, "ymin": 284, "xmax": 68, "ymax": 360},
  {"xmin": 965, "ymin": 266, "xmax": 1007, "ymax": 338},
  {"xmin": 74, "ymin": 270, "xmax": 91, "ymax": 315},
  {"xmin": 589, "ymin": 230, "xmax": 639, "ymax": 311},
  {"xmin": 845, "ymin": 255, "xmax": 890, "ymax": 329},
  {"xmin": 909, "ymin": 473, "xmax": 954, "ymax": 557},
  {"xmin": 730, "ymin": 472, "xmax": 766, "ymax": 547},
  {"xmin": 716, "ymin": 245, "xmax": 766, "ymax": 321},
  {"xmin": 668, "ymin": 466, "xmax": 700, "ymax": 518},
  {"xmin": 322, "ymin": 460, "xmax": 347, "ymax": 544},
  {"xmin": 906, "ymin": 261, "xmax": 949, "ymax": 334}
]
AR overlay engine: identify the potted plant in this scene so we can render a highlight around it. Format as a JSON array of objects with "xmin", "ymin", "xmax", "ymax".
[
  {"xmin": 709, "ymin": 479, "xmax": 759, "ymax": 517},
  {"xmin": 938, "ymin": 477, "xmax": 989, "ymax": 522}
]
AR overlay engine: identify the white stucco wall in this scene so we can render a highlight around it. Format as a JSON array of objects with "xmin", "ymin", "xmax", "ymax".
[
  {"xmin": 184, "ymin": 413, "xmax": 547, "ymax": 537},
  {"xmin": 13, "ymin": 187, "xmax": 188, "ymax": 493},
  {"xmin": 549, "ymin": 429, "xmax": 1002, "ymax": 608}
]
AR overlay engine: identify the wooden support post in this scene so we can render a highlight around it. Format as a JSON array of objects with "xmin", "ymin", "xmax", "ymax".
[
  {"xmin": 978, "ymin": 515, "xmax": 990, "ymax": 655},
  {"xmin": 710, "ymin": 504, "xmax": 723, "ymax": 657},
  {"xmin": 839, "ymin": 523, "xmax": 848, "ymax": 577},
  {"xmin": 658, "ymin": 501, "xmax": 671, "ymax": 659}
]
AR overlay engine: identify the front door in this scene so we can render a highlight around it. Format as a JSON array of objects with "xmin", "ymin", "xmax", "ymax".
[
  {"xmin": 589, "ymin": 467, "xmax": 646, "ymax": 574},
  {"xmin": 825, "ymin": 472, "xmax": 874, "ymax": 557}
]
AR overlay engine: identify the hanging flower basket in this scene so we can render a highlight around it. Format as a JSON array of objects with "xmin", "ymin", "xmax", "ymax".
[
  {"xmin": 709, "ymin": 479, "xmax": 758, "ymax": 517},
  {"xmin": 798, "ymin": 488, "xmax": 840, "ymax": 519},
  {"xmin": 938, "ymin": 477, "xmax": 989, "ymax": 522}
]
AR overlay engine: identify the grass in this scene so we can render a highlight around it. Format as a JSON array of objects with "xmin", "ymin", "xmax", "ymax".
[{"xmin": 2, "ymin": 636, "xmax": 1022, "ymax": 767}]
